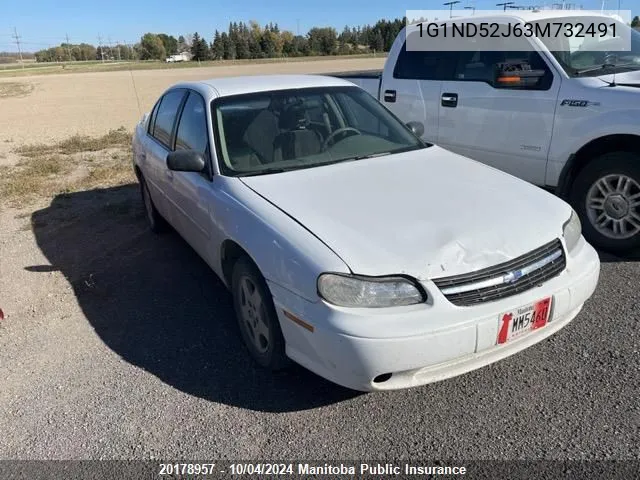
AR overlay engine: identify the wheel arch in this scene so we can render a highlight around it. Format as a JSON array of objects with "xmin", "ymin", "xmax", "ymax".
[
  {"xmin": 220, "ymin": 239, "xmax": 261, "ymax": 290},
  {"xmin": 557, "ymin": 134, "xmax": 640, "ymax": 199}
]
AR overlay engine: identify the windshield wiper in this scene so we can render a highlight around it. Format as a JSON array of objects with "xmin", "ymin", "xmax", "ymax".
[
  {"xmin": 576, "ymin": 63, "xmax": 640, "ymax": 75},
  {"xmin": 238, "ymin": 167, "xmax": 290, "ymax": 177}
]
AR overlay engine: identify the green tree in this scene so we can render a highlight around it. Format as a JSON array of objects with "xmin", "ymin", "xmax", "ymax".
[
  {"xmin": 632, "ymin": 16, "xmax": 640, "ymax": 28},
  {"xmin": 307, "ymin": 27, "xmax": 337, "ymax": 55},
  {"xmin": 190, "ymin": 32, "xmax": 210, "ymax": 60},
  {"xmin": 212, "ymin": 30, "xmax": 225, "ymax": 59},
  {"xmin": 139, "ymin": 33, "xmax": 166, "ymax": 60},
  {"xmin": 157, "ymin": 34, "xmax": 178, "ymax": 56}
]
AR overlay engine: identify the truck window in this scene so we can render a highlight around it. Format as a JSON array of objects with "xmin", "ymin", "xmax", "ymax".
[
  {"xmin": 393, "ymin": 31, "xmax": 457, "ymax": 81},
  {"xmin": 452, "ymin": 35, "xmax": 553, "ymax": 91}
]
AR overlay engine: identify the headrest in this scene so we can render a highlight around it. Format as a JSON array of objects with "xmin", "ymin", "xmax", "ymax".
[{"xmin": 278, "ymin": 105, "xmax": 308, "ymax": 130}]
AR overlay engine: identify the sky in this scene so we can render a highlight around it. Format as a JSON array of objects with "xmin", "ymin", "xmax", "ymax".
[{"xmin": 0, "ymin": 0, "xmax": 637, "ymax": 52}]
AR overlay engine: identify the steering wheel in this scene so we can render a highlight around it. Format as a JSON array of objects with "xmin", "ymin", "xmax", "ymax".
[{"xmin": 322, "ymin": 127, "xmax": 361, "ymax": 151}]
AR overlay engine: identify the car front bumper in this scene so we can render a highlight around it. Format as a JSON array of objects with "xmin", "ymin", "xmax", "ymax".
[{"xmin": 269, "ymin": 237, "xmax": 600, "ymax": 392}]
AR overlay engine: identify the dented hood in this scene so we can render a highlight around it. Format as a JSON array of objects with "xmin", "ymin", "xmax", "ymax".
[{"xmin": 240, "ymin": 147, "xmax": 571, "ymax": 279}]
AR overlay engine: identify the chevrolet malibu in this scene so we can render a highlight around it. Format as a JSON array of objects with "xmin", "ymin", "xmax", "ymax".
[{"xmin": 131, "ymin": 74, "xmax": 600, "ymax": 391}]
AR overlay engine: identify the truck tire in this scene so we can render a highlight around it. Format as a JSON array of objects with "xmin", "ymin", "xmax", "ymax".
[{"xmin": 570, "ymin": 151, "xmax": 640, "ymax": 254}]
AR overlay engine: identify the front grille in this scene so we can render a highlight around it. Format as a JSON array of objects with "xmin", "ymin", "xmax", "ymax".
[{"xmin": 432, "ymin": 239, "xmax": 566, "ymax": 307}]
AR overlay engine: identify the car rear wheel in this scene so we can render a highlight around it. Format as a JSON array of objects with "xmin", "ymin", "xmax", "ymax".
[
  {"xmin": 570, "ymin": 151, "xmax": 640, "ymax": 254},
  {"xmin": 140, "ymin": 176, "xmax": 168, "ymax": 234},
  {"xmin": 231, "ymin": 256, "xmax": 289, "ymax": 371}
]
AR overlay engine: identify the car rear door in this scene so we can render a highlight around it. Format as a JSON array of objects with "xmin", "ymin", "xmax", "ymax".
[
  {"xmin": 379, "ymin": 29, "xmax": 456, "ymax": 144},
  {"xmin": 143, "ymin": 88, "xmax": 188, "ymax": 224}
]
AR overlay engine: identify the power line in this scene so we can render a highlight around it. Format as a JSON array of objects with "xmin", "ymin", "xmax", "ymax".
[
  {"xmin": 12, "ymin": 27, "xmax": 24, "ymax": 68},
  {"xmin": 496, "ymin": 1, "xmax": 515, "ymax": 9}
]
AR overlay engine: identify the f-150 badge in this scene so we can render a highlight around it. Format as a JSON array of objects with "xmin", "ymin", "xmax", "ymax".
[{"xmin": 560, "ymin": 99, "xmax": 601, "ymax": 107}]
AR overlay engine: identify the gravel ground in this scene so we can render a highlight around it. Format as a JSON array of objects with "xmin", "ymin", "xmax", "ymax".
[{"xmin": 0, "ymin": 183, "xmax": 638, "ymax": 462}]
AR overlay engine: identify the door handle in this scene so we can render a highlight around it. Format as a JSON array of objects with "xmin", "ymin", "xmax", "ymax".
[
  {"xmin": 383, "ymin": 90, "xmax": 396, "ymax": 103},
  {"xmin": 441, "ymin": 93, "xmax": 458, "ymax": 108}
]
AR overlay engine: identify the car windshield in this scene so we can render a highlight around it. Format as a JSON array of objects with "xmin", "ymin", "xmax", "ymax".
[
  {"xmin": 212, "ymin": 86, "xmax": 426, "ymax": 176},
  {"xmin": 536, "ymin": 18, "xmax": 640, "ymax": 77}
]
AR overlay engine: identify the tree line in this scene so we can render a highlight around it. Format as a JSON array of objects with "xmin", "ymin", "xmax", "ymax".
[{"xmin": 33, "ymin": 18, "xmax": 404, "ymax": 63}]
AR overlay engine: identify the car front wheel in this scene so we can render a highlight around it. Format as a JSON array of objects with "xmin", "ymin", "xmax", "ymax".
[
  {"xmin": 570, "ymin": 151, "xmax": 640, "ymax": 254},
  {"xmin": 231, "ymin": 256, "xmax": 290, "ymax": 371}
]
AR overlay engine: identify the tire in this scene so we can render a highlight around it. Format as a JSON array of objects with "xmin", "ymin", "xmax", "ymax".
[
  {"xmin": 140, "ymin": 176, "xmax": 168, "ymax": 234},
  {"xmin": 231, "ymin": 256, "xmax": 290, "ymax": 371},
  {"xmin": 569, "ymin": 151, "xmax": 640, "ymax": 254}
]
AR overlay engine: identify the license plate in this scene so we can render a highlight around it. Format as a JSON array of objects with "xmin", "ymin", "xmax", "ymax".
[{"xmin": 497, "ymin": 297, "xmax": 552, "ymax": 345}]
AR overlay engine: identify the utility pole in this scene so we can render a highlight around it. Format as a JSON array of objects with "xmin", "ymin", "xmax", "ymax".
[
  {"xmin": 443, "ymin": 1, "xmax": 461, "ymax": 18},
  {"xmin": 65, "ymin": 33, "xmax": 73, "ymax": 61},
  {"xmin": 98, "ymin": 35, "xmax": 105, "ymax": 62},
  {"xmin": 12, "ymin": 27, "xmax": 24, "ymax": 68},
  {"xmin": 496, "ymin": 1, "xmax": 515, "ymax": 10}
]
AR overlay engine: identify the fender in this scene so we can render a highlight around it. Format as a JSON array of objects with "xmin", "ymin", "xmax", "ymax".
[
  {"xmin": 546, "ymin": 108, "xmax": 640, "ymax": 190},
  {"xmin": 210, "ymin": 176, "xmax": 351, "ymax": 303}
]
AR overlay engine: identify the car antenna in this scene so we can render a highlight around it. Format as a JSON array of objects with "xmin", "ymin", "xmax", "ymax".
[{"xmin": 128, "ymin": 49, "xmax": 143, "ymax": 116}]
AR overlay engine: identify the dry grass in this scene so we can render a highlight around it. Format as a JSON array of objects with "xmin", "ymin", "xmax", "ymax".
[
  {"xmin": 1, "ymin": 129, "xmax": 135, "ymax": 206},
  {"xmin": 0, "ymin": 82, "xmax": 33, "ymax": 98},
  {"xmin": 16, "ymin": 127, "xmax": 131, "ymax": 157}
]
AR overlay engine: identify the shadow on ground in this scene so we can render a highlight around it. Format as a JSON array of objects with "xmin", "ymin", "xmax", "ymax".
[{"xmin": 29, "ymin": 184, "xmax": 359, "ymax": 413}]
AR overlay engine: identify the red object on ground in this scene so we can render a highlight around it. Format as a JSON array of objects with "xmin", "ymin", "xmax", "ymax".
[{"xmin": 0, "ymin": 308, "xmax": 4, "ymax": 321}]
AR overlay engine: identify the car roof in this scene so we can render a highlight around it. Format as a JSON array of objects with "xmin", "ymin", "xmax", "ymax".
[{"xmin": 167, "ymin": 74, "xmax": 357, "ymax": 101}]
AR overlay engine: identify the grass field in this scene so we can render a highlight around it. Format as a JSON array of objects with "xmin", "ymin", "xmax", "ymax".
[{"xmin": 0, "ymin": 53, "xmax": 386, "ymax": 78}]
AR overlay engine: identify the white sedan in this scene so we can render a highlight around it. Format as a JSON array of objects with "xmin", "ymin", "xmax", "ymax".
[{"xmin": 132, "ymin": 74, "xmax": 600, "ymax": 392}]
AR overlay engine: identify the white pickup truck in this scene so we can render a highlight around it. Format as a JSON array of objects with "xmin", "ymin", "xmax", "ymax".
[{"xmin": 335, "ymin": 10, "xmax": 640, "ymax": 254}]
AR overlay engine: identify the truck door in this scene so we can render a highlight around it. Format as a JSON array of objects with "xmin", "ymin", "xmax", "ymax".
[
  {"xmin": 437, "ymin": 35, "xmax": 561, "ymax": 186},
  {"xmin": 379, "ymin": 30, "xmax": 456, "ymax": 144}
]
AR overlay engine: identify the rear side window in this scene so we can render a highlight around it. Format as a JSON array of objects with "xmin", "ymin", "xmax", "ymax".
[
  {"xmin": 393, "ymin": 31, "xmax": 457, "ymax": 80},
  {"xmin": 175, "ymin": 92, "xmax": 209, "ymax": 154},
  {"xmin": 152, "ymin": 89, "xmax": 186, "ymax": 148}
]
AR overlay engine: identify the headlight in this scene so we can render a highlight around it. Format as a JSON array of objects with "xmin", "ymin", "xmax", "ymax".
[
  {"xmin": 563, "ymin": 209, "xmax": 582, "ymax": 252},
  {"xmin": 317, "ymin": 273, "xmax": 426, "ymax": 308}
]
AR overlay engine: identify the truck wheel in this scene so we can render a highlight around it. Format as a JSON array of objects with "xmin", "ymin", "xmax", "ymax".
[
  {"xmin": 231, "ymin": 256, "xmax": 290, "ymax": 371},
  {"xmin": 570, "ymin": 151, "xmax": 640, "ymax": 254}
]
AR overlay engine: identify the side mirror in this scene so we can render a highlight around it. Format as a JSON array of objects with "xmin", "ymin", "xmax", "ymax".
[
  {"xmin": 494, "ymin": 62, "xmax": 546, "ymax": 88},
  {"xmin": 166, "ymin": 150, "xmax": 206, "ymax": 173},
  {"xmin": 406, "ymin": 121, "xmax": 424, "ymax": 138}
]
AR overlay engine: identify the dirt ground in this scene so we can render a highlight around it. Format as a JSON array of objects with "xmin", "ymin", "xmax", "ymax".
[{"xmin": 0, "ymin": 57, "xmax": 384, "ymax": 147}]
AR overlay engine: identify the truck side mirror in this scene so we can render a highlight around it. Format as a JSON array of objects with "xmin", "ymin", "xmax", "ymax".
[
  {"xmin": 407, "ymin": 121, "xmax": 425, "ymax": 138},
  {"xmin": 494, "ymin": 63, "xmax": 547, "ymax": 88}
]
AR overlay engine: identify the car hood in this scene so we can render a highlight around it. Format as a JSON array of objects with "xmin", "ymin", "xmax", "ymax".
[{"xmin": 240, "ymin": 146, "xmax": 571, "ymax": 280}]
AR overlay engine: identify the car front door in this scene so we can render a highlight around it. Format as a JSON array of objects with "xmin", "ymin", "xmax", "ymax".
[
  {"xmin": 144, "ymin": 88, "xmax": 188, "ymax": 225},
  {"xmin": 379, "ymin": 30, "xmax": 455, "ymax": 144},
  {"xmin": 168, "ymin": 90, "xmax": 218, "ymax": 264},
  {"xmin": 437, "ymin": 34, "xmax": 561, "ymax": 185}
]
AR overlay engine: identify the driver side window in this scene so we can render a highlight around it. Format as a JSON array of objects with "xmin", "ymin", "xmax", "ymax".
[
  {"xmin": 453, "ymin": 35, "xmax": 553, "ymax": 91},
  {"xmin": 337, "ymin": 93, "xmax": 390, "ymax": 138}
]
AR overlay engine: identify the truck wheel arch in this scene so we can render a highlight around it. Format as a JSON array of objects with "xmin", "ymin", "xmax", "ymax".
[{"xmin": 557, "ymin": 134, "xmax": 640, "ymax": 199}]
